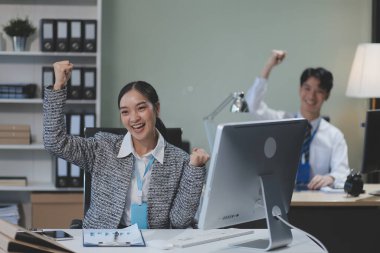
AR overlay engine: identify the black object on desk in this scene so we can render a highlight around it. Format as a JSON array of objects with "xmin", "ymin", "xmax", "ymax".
[{"xmin": 344, "ymin": 171, "xmax": 364, "ymax": 197}]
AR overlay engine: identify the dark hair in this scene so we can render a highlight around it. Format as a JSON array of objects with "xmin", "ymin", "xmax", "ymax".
[
  {"xmin": 118, "ymin": 81, "xmax": 168, "ymax": 138},
  {"xmin": 300, "ymin": 67, "xmax": 333, "ymax": 94}
]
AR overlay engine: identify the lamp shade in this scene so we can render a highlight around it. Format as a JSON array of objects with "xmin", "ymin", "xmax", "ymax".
[{"xmin": 346, "ymin": 43, "xmax": 380, "ymax": 98}]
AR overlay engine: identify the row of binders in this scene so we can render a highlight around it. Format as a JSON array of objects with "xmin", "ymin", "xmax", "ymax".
[
  {"xmin": 42, "ymin": 67, "xmax": 96, "ymax": 100},
  {"xmin": 40, "ymin": 19, "xmax": 97, "ymax": 52},
  {"xmin": 55, "ymin": 113, "xmax": 96, "ymax": 188},
  {"xmin": 0, "ymin": 124, "xmax": 30, "ymax": 145}
]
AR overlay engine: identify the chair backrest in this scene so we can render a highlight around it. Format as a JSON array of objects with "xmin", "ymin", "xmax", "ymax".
[{"xmin": 83, "ymin": 127, "xmax": 183, "ymax": 215}]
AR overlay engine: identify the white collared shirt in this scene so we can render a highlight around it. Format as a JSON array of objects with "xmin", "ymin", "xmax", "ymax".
[
  {"xmin": 246, "ymin": 77, "xmax": 350, "ymax": 188},
  {"xmin": 117, "ymin": 130, "xmax": 165, "ymax": 226}
]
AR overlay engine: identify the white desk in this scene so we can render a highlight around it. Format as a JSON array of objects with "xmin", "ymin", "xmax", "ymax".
[
  {"xmin": 291, "ymin": 184, "xmax": 380, "ymax": 207},
  {"xmin": 58, "ymin": 229, "xmax": 324, "ymax": 252}
]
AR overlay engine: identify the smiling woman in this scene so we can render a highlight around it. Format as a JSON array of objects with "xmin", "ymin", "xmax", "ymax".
[
  {"xmin": 43, "ymin": 61, "xmax": 210, "ymax": 229},
  {"xmin": 117, "ymin": 81, "xmax": 164, "ymax": 156}
]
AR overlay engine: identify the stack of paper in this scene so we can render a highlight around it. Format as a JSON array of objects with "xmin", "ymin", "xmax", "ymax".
[{"xmin": 0, "ymin": 204, "xmax": 19, "ymax": 225}]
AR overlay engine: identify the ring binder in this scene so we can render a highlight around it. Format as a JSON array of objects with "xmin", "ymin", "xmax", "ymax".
[
  {"xmin": 41, "ymin": 67, "xmax": 55, "ymax": 99},
  {"xmin": 83, "ymin": 20, "xmax": 97, "ymax": 52},
  {"xmin": 69, "ymin": 164, "xmax": 83, "ymax": 187},
  {"xmin": 69, "ymin": 20, "xmax": 83, "ymax": 52},
  {"xmin": 40, "ymin": 19, "xmax": 56, "ymax": 52},
  {"xmin": 82, "ymin": 68, "xmax": 96, "ymax": 99},
  {"xmin": 83, "ymin": 113, "xmax": 96, "ymax": 129},
  {"xmin": 56, "ymin": 20, "xmax": 69, "ymax": 52},
  {"xmin": 55, "ymin": 157, "xmax": 69, "ymax": 188},
  {"xmin": 67, "ymin": 113, "xmax": 82, "ymax": 136},
  {"xmin": 68, "ymin": 68, "xmax": 82, "ymax": 99}
]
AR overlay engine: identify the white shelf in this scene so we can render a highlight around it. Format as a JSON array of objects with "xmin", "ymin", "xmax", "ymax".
[
  {"xmin": 0, "ymin": 98, "xmax": 96, "ymax": 104},
  {"xmin": 0, "ymin": 0, "xmax": 97, "ymax": 4},
  {"xmin": 0, "ymin": 143, "xmax": 45, "ymax": 150},
  {"xmin": 0, "ymin": 51, "xmax": 97, "ymax": 57},
  {"xmin": 0, "ymin": 98, "xmax": 42, "ymax": 104},
  {"xmin": 0, "ymin": 183, "xmax": 83, "ymax": 192}
]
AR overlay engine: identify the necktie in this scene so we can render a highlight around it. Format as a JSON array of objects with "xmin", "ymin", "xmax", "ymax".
[
  {"xmin": 296, "ymin": 122, "xmax": 312, "ymax": 185},
  {"xmin": 303, "ymin": 123, "xmax": 312, "ymax": 163}
]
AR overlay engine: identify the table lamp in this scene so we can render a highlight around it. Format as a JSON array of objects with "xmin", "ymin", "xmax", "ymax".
[
  {"xmin": 346, "ymin": 43, "xmax": 380, "ymax": 108},
  {"xmin": 346, "ymin": 43, "xmax": 380, "ymax": 183},
  {"xmin": 203, "ymin": 91, "xmax": 248, "ymax": 150}
]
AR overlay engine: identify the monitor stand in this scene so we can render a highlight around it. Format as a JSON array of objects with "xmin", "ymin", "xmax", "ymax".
[{"xmin": 232, "ymin": 174, "xmax": 293, "ymax": 251}]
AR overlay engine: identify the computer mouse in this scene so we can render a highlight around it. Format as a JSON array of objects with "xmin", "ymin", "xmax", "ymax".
[{"xmin": 147, "ymin": 239, "xmax": 174, "ymax": 250}]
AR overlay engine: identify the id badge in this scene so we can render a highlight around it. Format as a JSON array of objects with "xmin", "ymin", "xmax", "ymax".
[{"xmin": 131, "ymin": 202, "xmax": 148, "ymax": 229}]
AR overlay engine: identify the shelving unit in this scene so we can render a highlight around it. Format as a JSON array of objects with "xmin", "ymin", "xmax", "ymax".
[{"xmin": 0, "ymin": 0, "xmax": 102, "ymax": 228}]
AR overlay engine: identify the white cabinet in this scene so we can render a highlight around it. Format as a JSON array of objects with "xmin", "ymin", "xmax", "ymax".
[{"xmin": 0, "ymin": 0, "xmax": 102, "ymax": 227}]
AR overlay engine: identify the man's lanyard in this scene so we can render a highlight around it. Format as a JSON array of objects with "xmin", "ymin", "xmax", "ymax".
[{"xmin": 135, "ymin": 156, "xmax": 155, "ymax": 202}]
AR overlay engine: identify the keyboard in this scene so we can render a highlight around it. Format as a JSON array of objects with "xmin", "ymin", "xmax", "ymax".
[{"xmin": 169, "ymin": 229, "xmax": 254, "ymax": 248}]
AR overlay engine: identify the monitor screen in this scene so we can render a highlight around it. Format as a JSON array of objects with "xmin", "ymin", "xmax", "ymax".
[
  {"xmin": 197, "ymin": 119, "xmax": 307, "ymax": 250},
  {"xmin": 361, "ymin": 109, "xmax": 380, "ymax": 175}
]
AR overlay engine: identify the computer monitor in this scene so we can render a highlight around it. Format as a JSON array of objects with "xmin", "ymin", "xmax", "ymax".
[
  {"xmin": 197, "ymin": 119, "xmax": 307, "ymax": 250},
  {"xmin": 361, "ymin": 110, "xmax": 380, "ymax": 195},
  {"xmin": 361, "ymin": 109, "xmax": 380, "ymax": 175}
]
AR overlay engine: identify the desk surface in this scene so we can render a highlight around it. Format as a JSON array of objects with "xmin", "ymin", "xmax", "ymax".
[
  {"xmin": 58, "ymin": 229, "xmax": 323, "ymax": 252},
  {"xmin": 291, "ymin": 183, "xmax": 380, "ymax": 207}
]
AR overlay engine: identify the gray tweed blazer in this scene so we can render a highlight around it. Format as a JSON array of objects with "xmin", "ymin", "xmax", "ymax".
[{"xmin": 43, "ymin": 87, "xmax": 206, "ymax": 229}]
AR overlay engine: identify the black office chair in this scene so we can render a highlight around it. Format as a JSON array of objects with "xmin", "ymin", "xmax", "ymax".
[{"xmin": 70, "ymin": 127, "xmax": 184, "ymax": 228}]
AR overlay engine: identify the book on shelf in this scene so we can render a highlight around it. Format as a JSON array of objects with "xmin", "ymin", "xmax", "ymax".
[
  {"xmin": 0, "ymin": 125, "xmax": 30, "ymax": 132},
  {"xmin": 0, "ymin": 177, "xmax": 27, "ymax": 187},
  {"xmin": 0, "ymin": 132, "xmax": 30, "ymax": 138},
  {"xmin": 0, "ymin": 138, "xmax": 30, "ymax": 145},
  {"xmin": 0, "ymin": 219, "xmax": 75, "ymax": 253},
  {"xmin": 0, "ymin": 125, "xmax": 31, "ymax": 145}
]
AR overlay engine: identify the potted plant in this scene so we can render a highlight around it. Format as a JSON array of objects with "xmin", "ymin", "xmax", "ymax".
[{"xmin": 3, "ymin": 17, "xmax": 36, "ymax": 51}]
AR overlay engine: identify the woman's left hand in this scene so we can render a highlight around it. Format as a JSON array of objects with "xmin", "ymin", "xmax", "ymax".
[{"xmin": 190, "ymin": 148, "xmax": 210, "ymax": 167}]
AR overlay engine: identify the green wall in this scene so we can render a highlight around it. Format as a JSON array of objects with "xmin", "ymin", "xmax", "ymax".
[{"xmin": 101, "ymin": 0, "xmax": 371, "ymax": 170}]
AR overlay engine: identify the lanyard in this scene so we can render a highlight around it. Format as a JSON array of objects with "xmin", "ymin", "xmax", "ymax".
[{"xmin": 135, "ymin": 156, "xmax": 155, "ymax": 195}]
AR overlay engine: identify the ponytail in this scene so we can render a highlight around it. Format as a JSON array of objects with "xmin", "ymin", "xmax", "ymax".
[{"xmin": 156, "ymin": 117, "xmax": 168, "ymax": 140}]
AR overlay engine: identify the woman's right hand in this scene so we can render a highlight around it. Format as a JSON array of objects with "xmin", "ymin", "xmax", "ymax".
[{"xmin": 53, "ymin": 60, "xmax": 73, "ymax": 90}]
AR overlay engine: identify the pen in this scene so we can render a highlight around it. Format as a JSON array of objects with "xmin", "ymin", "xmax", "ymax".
[
  {"xmin": 114, "ymin": 231, "xmax": 119, "ymax": 242},
  {"xmin": 98, "ymin": 241, "xmax": 131, "ymax": 246}
]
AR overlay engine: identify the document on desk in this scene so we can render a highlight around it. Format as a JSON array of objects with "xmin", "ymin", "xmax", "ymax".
[
  {"xmin": 83, "ymin": 224, "xmax": 145, "ymax": 247},
  {"xmin": 320, "ymin": 186, "xmax": 345, "ymax": 193}
]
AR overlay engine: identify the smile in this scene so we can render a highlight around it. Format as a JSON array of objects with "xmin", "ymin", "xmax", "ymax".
[{"xmin": 131, "ymin": 123, "xmax": 145, "ymax": 130}]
